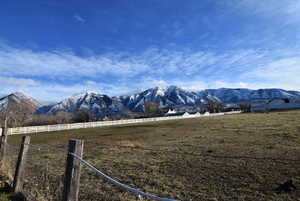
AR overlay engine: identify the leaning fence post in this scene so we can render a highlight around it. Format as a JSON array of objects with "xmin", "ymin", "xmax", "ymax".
[
  {"xmin": 0, "ymin": 125, "xmax": 8, "ymax": 163},
  {"xmin": 13, "ymin": 136, "xmax": 31, "ymax": 193},
  {"xmin": 63, "ymin": 139, "xmax": 84, "ymax": 201}
]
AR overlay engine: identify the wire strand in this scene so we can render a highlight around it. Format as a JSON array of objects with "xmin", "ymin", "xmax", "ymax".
[
  {"xmin": 69, "ymin": 152, "xmax": 178, "ymax": 201},
  {"xmin": 5, "ymin": 142, "xmax": 178, "ymax": 201}
]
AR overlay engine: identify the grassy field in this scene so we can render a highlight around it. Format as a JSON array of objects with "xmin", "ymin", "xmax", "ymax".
[{"xmin": 5, "ymin": 110, "xmax": 300, "ymax": 201}]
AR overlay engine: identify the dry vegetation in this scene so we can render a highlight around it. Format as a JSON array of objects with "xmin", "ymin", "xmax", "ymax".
[{"xmin": 4, "ymin": 110, "xmax": 300, "ymax": 201}]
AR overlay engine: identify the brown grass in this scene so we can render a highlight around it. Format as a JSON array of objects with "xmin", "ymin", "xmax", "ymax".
[{"xmin": 5, "ymin": 110, "xmax": 300, "ymax": 201}]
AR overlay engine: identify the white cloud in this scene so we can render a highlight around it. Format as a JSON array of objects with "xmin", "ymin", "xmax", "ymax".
[
  {"xmin": 242, "ymin": 57, "xmax": 300, "ymax": 91},
  {"xmin": 0, "ymin": 80, "xmax": 134, "ymax": 102},
  {"xmin": 233, "ymin": 0, "xmax": 300, "ymax": 25},
  {"xmin": 0, "ymin": 76, "xmax": 39, "ymax": 87},
  {"xmin": 74, "ymin": 14, "xmax": 86, "ymax": 23},
  {"xmin": 85, "ymin": 80, "xmax": 97, "ymax": 85},
  {"xmin": 171, "ymin": 80, "xmax": 206, "ymax": 91},
  {"xmin": 1, "ymin": 43, "xmax": 300, "ymax": 100},
  {"xmin": 137, "ymin": 77, "xmax": 206, "ymax": 92},
  {"xmin": 213, "ymin": 81, "xmax": 249, "ymax": 89},
  {"xmin": 0, "ymin": 45, "xmax": 151, "ymax": 78}
]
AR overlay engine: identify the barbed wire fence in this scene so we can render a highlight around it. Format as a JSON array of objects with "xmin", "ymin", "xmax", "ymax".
[{"xmin": 0, "ymin": 126, "xmax": 179, "ymax": 201}]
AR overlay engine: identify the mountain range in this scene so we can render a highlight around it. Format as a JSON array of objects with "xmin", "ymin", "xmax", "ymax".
[{"xmin": 1, "ymin": 86, "xmax": 300, "ymax": 119}]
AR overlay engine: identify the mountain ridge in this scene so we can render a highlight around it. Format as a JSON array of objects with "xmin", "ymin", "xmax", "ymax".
[
  {"xmin": 37, "ymin": 91, "xmax": 130, "ymax": 118},
  {"xmin": 1, "ymin": 87, "xmax": 300, "ymax": 118}
]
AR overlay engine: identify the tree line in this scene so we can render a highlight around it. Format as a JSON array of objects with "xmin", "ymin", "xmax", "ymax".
[{"xmin": 1, "ymin": 101, "xmax": 251, "ymax": 128}]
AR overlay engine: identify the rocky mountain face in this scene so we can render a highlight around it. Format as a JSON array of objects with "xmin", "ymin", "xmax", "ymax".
[
  {"xmin": 0, "ymin": 92, "xmax": 42, "ymax": 126},
  {"xmin": 119, "ymin": 87, "xmax": 300, "ymax": 112},
  {"xmin": 201, "ymin": 88, "xmax": 300, "ymax": 103},
  {"xmin": 0, "ymin": 92, "xmax": 41, "ymax": 114},
  {"xmin": 119, "ymin": 86, "xmax": 221, "ymax": 112},
  {"xmin": 37, "ymin": 91, "xmax": 130, "ymax": 118}
]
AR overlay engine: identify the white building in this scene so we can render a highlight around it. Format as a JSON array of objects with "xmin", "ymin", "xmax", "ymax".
[
  {"xmin": 166, "ymin": 109, "xmax": 176, "ymax": 114},
  {"xmin": 182, "ymin": 112, "xmax": 190, "ymax": 117},
  {"xmin": 203, "ymin": 111, "xmax": 210, "ymax": 116}
]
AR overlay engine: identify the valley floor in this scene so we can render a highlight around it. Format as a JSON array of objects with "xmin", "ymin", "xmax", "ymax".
[{"xmin": 5, "ymin": 110, "xmax": 300, "ymax": 201}]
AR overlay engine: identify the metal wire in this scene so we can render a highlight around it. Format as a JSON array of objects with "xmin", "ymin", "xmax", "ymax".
[
  {"xmin": 69, "ymin": 152, "xmax": 178, "ymax": 201},
  {"xmin": 6, "ymin": 142, "xmax": 178, "ymax": 201}
]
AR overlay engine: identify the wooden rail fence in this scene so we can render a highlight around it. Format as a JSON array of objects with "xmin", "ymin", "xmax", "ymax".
[{"xmin": 0, "ymin": 111, "xmax": 241, "ymax": 136}]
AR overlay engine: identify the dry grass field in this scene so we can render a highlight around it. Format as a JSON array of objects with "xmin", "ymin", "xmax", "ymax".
[{"xmin": 4, "ymin": 110, "xmax": 300, "ymax": 201}]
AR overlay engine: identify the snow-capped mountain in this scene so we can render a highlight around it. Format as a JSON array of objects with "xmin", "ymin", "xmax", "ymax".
[
  {"xmin": 119, "ymin": 87, "xmax": 300, "ymax": 112},
  {"xmin": 38, "ymin": 91, "xmax": 129, "ymax": 118},
  {"xmin": 119, "ymin": 86, "xmax": 220, "ymax": 112},
  {"xmin": 0, "ymin": 92, "xmax": 41, "ymax": 114},
  {"xmin": 200, "ymin": 88, "xmax": 300, "ymax": 103},
  {"xmin": 4, "ymin": 87, "xmax": 300, "ymax": 119}
]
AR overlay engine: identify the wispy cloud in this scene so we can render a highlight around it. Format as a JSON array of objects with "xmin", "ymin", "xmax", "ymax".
[
  {"xmin": 1, "ymin": 42, "xmax": 300, "ymax": 100},
  {"xmin": 0, "ymin": 76, "xmax": 39, "ymax": 87},
  {"xmin": 0, "ymin": 45, "xmax": 150, "ymax": 78},
  {"xmin": 0, "ymin": 80, "xmax": 133, "ymax": 102},
  {"xmin": 233, "ymin": 0, "xmax": 300, "ymax": 25},
  {"xmin": 84, "ymin": 80, "xmax": 97, "ymax": 85},
  {"xmin": 242, "ymin": 57, "xmax": 300, "ymax": 90},
  {"xmin": 74, "ymin": 14, "xmax": 86, "ymax": 23}
]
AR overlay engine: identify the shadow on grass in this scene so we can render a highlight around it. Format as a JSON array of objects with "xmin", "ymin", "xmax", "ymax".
[{"xmin": 0, "ymin": 184, "xmax": 26, "ymax": 201}]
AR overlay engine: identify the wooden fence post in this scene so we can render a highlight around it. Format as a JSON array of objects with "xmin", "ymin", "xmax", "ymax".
[
  {"xmin": 0, "ymin": 126, "xmax": 8, "ymax": 163},
  {"xmin": 13, "ymin": 136, "xmax": 31, "ymax": 193},
  {"xmin": 63, "ymin": 139, "xmax": 84, "ymax": 201}
]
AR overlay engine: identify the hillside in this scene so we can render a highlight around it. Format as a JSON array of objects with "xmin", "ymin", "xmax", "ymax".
[
  {"xmin": 203, "ymin": 88, "xmax": 300, "ymax": 103},
  {"xmin": 37, "ymin": 91, "xmax": 130, "ymax": 118},
  {"xmin": 119, "ymin": 86, "xmax": 203, "ymax": 112},
  {"xmin": 119, "ymin": 87, "xmax": 300, "ymax": 112},
  {"xmin": 0, "ymin": 92, "xmax": 41, "ymax": 126}
]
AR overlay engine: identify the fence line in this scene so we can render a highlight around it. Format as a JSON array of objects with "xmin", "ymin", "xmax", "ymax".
[
  {"xmin": 2, "ymin": 126, "xmax": 299, "ymax": 200},
  {"xmin": 1, "ymin": 111, "xmax": 241, "ymax": 136},
  {"xmin": 4, "ymin": 140, "xmax": 178, "ymax": 201},
  {"xmin": 4, "ymin": 138, "xmax": 300, "ymax": 200},
  {"xmin": 69, "ymin": 152, "xmax": 178, "ymax": 201}
]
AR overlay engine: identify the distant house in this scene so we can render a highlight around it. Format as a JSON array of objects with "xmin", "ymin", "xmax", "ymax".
[
  {"xmin": 224, "ymin": 103, "xmax": 241, "ymax": 112},
  {"xmin": 189, "ymin": 111, "xmax": 201, "ymax": 116},
  {"xmin": 166, "ymin": 109, "xmax": 176, "ymax": 114},
  {"xmin": 251, "ymin": 98, "xmax": 300, "ymax": 112},
  {"xmin": 182, "ymin": 112, "xmax": 190, "ymax": 117},
  {"xmin": 203, "ymin": 111, "xmax": 210, "ymax": 116},
  {"xmin": 164, "ymin": 109, "xmax": 184, "ymax": 117}
]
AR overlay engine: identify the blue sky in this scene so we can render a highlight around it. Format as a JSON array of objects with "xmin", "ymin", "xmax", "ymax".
[{"xmin": 1, "ymin": 0, "xmax": 300, "ymax": 102}]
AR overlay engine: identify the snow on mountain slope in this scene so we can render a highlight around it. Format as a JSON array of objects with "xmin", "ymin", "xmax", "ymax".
[
  {"xmin": 119, "ymin": 87, "xmax": 300, "ymax": 112},
  {"xmin": 38, "ymin": 91, "xmax": 129, "ymax": 118},
  {"xmin": 0, "ymin": 92, "xmax": 41, "ymax": 114},
  {"xmin": 120, "ymin": 86, "xmax": 207, "ymax": 112},
  {"xmin": 5, "ymin": 87, "xmax": 300, "ymax": 117},
  {"xmin": 201, "ymin": 88, "xmax": 300, "ymax": 103}
]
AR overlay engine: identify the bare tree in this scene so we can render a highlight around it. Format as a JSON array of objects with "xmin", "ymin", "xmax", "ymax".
[
  {"xmin": 24, "ymin": 112, "xmax": 74, "ymax": 126},
  {"xmin": 72, "ymin": 109, "xmax": 96, "ymax": 122},
  {"xmin": 239, "ymin": 102, "xmax": 251, "ymax": 113},
  {"xmin": 206, "ymin": 99, "xmax": 224, "ymax": 113},
  {"xmin": 144, "ymin": 102, "xmax": 163, "ymax": 117}
]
